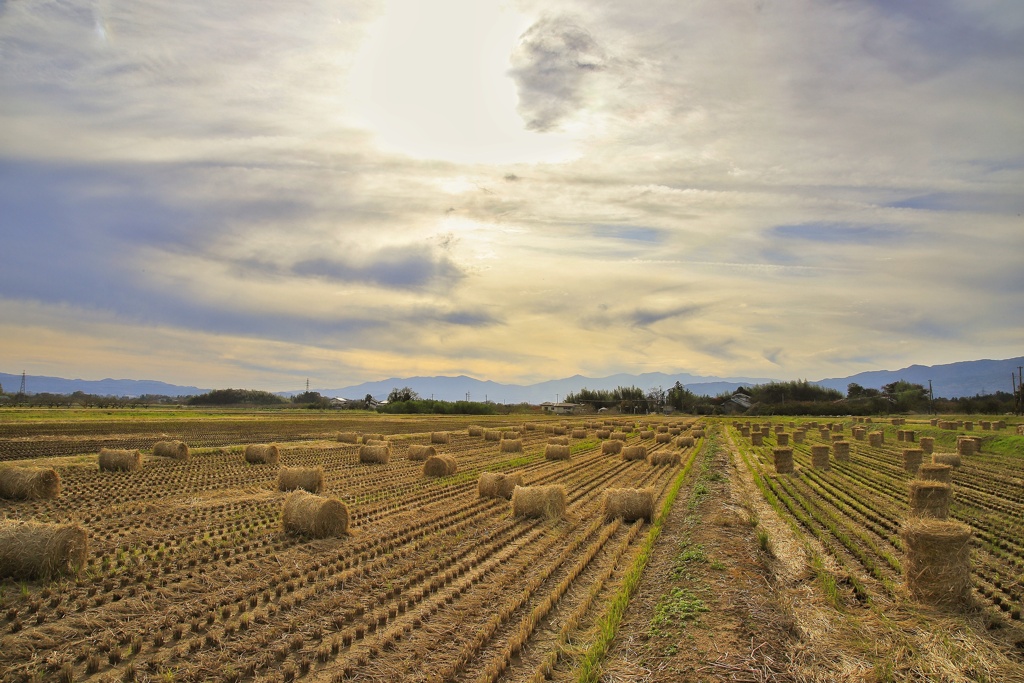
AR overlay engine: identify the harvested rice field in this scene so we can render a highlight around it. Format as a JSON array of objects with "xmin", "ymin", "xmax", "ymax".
[{"xmin": 1, "ymin": 411, "xmax": 1023, "ymax": 682}]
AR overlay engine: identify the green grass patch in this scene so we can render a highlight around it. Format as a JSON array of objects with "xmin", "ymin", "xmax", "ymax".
[{"xmin": 649, "ymin": 587, "xmax": 709, "ymax": 636}]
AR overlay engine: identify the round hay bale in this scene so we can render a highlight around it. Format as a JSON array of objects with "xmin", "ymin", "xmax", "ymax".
[
  {"xmin": 571, "ymin": 429, "xmax": 587, "ymax": 439},
  {"xmin": 596, "ymin": 429, "xmax": 611, "ymax": 439},
  {"xmin": 468, "ymin": 426, "xmax": 485, "ymax": 437},
  {"xmin": 282, "ymin": 490, "xmax": 348, "ymax": 538},
  {"xmin": 545, "ymin": 444, "xmax": 571, "ymax": 461},
  {"xmin": 362, "ymin": 434, "xmax": 385, "ymax": 444},
  {"xmin": 918, "ymin": 463, "xmax": 952, "ymax": 484},
  {"xmin": 649, "ymin": 450, "xmax": 681, "ymax": 466},
  {"xmin": 908, "ymin": 480, "xmax": 951, "ymax": 519},
  {"xmin": 153, "ymin": 440, "xmax": 189, "ymax": 460},
  {"xmin": 833, "ymin": 441, "xmax": 850, "ymax": 461},
  {"xmin": 0, "ymin": 466, "xmax": 61, "ymax": 500},
  {"xmin": 548, "ymin": 436, "xmax": 569, "ymax": 446},
  {"xmin": 638, "ymin": 430, "xmax": 654, "ymax": 439},
  {"xmin": 655, "ymin": 433, "xmax": 672, "ymax": 444},
  {"xmin": 337, "ymin": 432, "xmax": 359, "ymax": 444},
  {"xmin": 278, "ymin": 466, "xmax": 324, "ymax": 493},
  {"xmin": 903, "ymin": 448, "xmax": 924, "ymax": 474},
  {"xmin": 602, "ymin": 440, "xmax": 624, "ymax": 455},
  {"xmin": 750, "ymin": 433, "xmax": 764, "ymax": 446},
  {"xmin": 919, "ymin": 436, "xmax": 934, "ymax": 454},
  {"xmin": 500, "ymin": 438, "xmax": 524, "ymax": 453},
  {"xmin": 622, "ymin": 445, "xmax": 647, "ymax": 461},
  {"xmin": 407, "ymin": 444, "xmax": 436, "ymax": 461},
  {"xmin": 602, "ymin": 488, "xmax": 655, "ymax": 522},
  {"xmin": 811, "ymin": 445, "xmax": 830, "ymax": 471},
  {"xmin": 484, "ymin": 430, "xmax": 502, "ymax": 441},
  {"xmin": 692, "ymin": 429, "xmax": 705, "ymax": 438},
  {"xmin": 932, "ymin": 452, "xmax": 961, "ymax": 468},
  {"xmin": 478, "ymin": 472, "xmax": 524, "ymax": 500},
  {"xmin": 610, "ymin": 432, "xmax": 627, "ymax": 442},
  {"xmin": 553, "ymin": 426, "xmax": 567, "ymax": 436},
  {"xmin": 675, "ymin": 436, "xmax": 695, "ymax": 448},
  {"xmin": 244, "ymin": 444, "xmax": 280, "ymax": 465},
  {"xmin": 511, "ymin": 485, "xmax": 567, "ymax": 519},
  {"xmin": 668, "ymin": 427, "xmax": 681, "ymax": 436},
  {"xmin": 776, "ymin": 433, "xmax": 790, "ymax": 446},
  {"xmin": 430, "ymin": 432, "xmax": 450, "ymax": 444},
  {"xmin": 423, "ymin": 454, "xmax": 457, "ymax": 477},
  {"xmin": 868, "ymin": 431, "xmax": 883, "ymax": 447},
  {"xmin": 98, "ymin": 448, "xmax": 141, "ymax": 472},
  {"xmin": 956, "ymin": 437, "xmax": 976, "ymax": 456},
  {"xmin": 900, "ymin": 518, "xmax": 972, "ymax": 609},
  {"xmin": 0, "ymin": 521, "xmax": 88, "ymax": 579},
  {"xmin": 656, "ymin": 425, "xmax": 668, "ymax": 433},
  {"xmin": 793, "ymin": 430, "xmax": 806, "ymax": 444},
  {"xmin": 524, "ymin": 423, "xmax": 538, "ymax": 431},
  {"xmin": 359, "ymin": 445, "xmax": 391, "ymax": 464}
]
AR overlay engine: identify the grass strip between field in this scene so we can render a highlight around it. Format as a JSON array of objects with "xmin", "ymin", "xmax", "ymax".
[{"xmin": 574, "ymin": 433, "xmax": 707, "ymax": 683}]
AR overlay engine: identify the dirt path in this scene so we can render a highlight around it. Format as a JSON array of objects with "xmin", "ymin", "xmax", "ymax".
[{"xmin": 596, "ymin": 427, "xmax": 795, "ymax": 682}]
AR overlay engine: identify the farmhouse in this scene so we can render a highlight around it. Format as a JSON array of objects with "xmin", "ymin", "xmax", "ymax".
[{"xmin": 539, "ymin": 402, "xmax": 581, "ymax": 415}]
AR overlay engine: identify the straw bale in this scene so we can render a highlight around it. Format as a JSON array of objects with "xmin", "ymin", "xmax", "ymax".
[
  {"xmin": 553, "ymin": 427, "xmax": 567, "ymax": 436},
  {"xmin": 956, "ymin": 437, "xmax": 976, "ymax": 456},
  {"xmin": 511, "ymin": 485, "xmax": 567, "ymax": 519},
  {"xmin": 359, "ymin": 445, "xmax": 391, "ymax": 464},
  {"xmin": 908, "ymin": 480, "xmax": 951, "ymax": 519},
  {"xmin": 640, "ymin": 430, "xmax": 655, "ymax": 439},
  {"xmin": 621, "ymin": 445, "xmax": 647, "ymax": 461},
  {"xmin": 793, "ymin": 430, "xmax": 806, "ymax": 444},
  {"xmin": 774, "ymin": 425, "xmax": 785, "ymax": 434},
  {"xmin": 932, "ymin": 453, "xmax": 961, "ymax": 468},
  {"xmin": 98, "ymin": 448, "xmax": 141, "ymax": 472},
  {"xmin": 918, "ymin": 463, "xmax": 952, "ymax": 484},
  {"xmin": 430, "ymin": 432, "xmax": 450, "ymax": 444},
  {"xmin": 832, "ymin": 441, "xmax": 850, "ymax": 461},
  {"xmin": 669, "ymin": 428, "xmax": 681, "ymax": 436},
  {"xmin": 904, "ymin": 430, "xmax": 916, "ymax": 442},
  {"xmin": 776, "ymin": 433, "xmax": 790, "ymax": 446},
  {"xmin": 900, "ymin": 518, "xmax": 972, "ymax": 609},
  {"xmin": 548, "ymin": 437, "xmax": 569, "ymax": 446},
  {"xmin": 362, "ymin": 434, "xmax": 385, "ymax": 444},
  {"xmin": 903, "ymin": 448, "xmax": 924, "ymax": 474},
  {"xmin": 478, "ymin": 472, "xmax": 525, "ymax": 500},
  {"xmin": 282, "ymin": 490, "xmax": 348, "ymax": 538},
  {"xmin": 0, "ymin": 466, "xmax": 61, "ymax": 500},
  {"xmin": 773, "ymin": 448, "xmax": 794, "ymax": 474},
  {"xmin": 337, "ymin": 432, "xmax": 359, "ymax": 444},
  {"xmin": 468, "ymin": 426, "xmax": 485, "ymax": 437},
  {"xmin": 676, "ymin": 436, "xmax": 695, "ymax": 448},
  {"xmin": 524, "ymin": 423, "xmax": 538, "ymax": 431},
  {"xmin": 244, "ymin": 444, "xmax": 280, "ymax": 465},
  {"xmin": 740, "ymin": 427, "xmax": 750, "ymax": 437},
  {"xmin": 0, "ymin": 521, "xmax": 87, "ymax": 579},
  {"xmin": 153, "ymin": 440, "xmax": 189, "ymax": 460},
  {"xmin": 596, "ymin": 429, "xmax": 611, "ymax": 439},
  {"xmin": 571, "ymin": 429, "xmax": 587, "ymax": 439},
  {"xmin": 278, "ymin": 466, "xmax": 324, "ymax": 493},
  {"xmin": 610, "ymin": 432, "xmax": 627, "ymax": 441},
  {"xmin": 649, "ymin": 450, "xmax": 681, "ymax": 466},
  {"xmin": 655, "ymin": 433, "xmax": 672, "ymax": 444},
  {"xmin": 963, "ymin": 421, "xmax": 973, "ymax": 431},
  {"xmin": 407, "ymin": 444, "xmax": 436, "ymax": 461},
  {"xmin": 602, "ymin": 440, "xmax": 624, "ymax": 455},
  {"xmin": 602, "ymin": 488, "xmax": 655, "ymax": 522},
  {"xmin": 423, "ymin": 454, "xmax": 457, "ymax": 477},
  {"xmin": 484, "ymin": 430, "xmax": 502, "ymax": 441},
  {"xmin": 919, "ymin": 436, "xmax": 934, "ymax": 455},
  {"xmin": 545, "ymin": 444, "xmax": 571, "ymax": 461},
  {"xmin": 868, "ymin": 431, "xmax": 883, "ymax": 447},
  {"xmin": 810, "ymin": 445, "xmax": 830, "ymax": 471},
  {"xmin": 500, "ymin": 438, "xmax": 523, "ymax": 453},
  {"xmin": 750, "ymin": 433, "xmax": 763, "ymax": 446},
  {"xmin": 363, "ymin": 439, "xmax": 389, "ymax": 447},
  {"xmin": 693, "ymin": 429, "xmax": 705, "ymax": 438}
]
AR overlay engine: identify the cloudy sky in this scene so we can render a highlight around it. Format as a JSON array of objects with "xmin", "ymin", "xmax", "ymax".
[{"xmin": 1, "ymin": 0, "xmax": 1022, "ymax": 391}]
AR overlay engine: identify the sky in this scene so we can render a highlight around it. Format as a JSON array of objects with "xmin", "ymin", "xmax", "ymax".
[{"xmin": 1, "ymin": 0, "xmax": 1022, "ymax": 392}]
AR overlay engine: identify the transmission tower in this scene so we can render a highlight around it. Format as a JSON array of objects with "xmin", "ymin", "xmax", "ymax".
[{"xmin": 18, "ymin": 371, "xmax": 26, "ymax": 396}]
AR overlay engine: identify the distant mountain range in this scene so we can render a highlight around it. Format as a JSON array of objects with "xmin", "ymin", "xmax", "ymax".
[{"xmin": 3, "ymin": 356, "xmax": 1020, "ymax": 401}]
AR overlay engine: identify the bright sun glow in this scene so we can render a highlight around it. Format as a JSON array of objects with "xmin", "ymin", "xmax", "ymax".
[{"xmin": 347, "ymin": 0, "xmax": 576, "ymax": 164}]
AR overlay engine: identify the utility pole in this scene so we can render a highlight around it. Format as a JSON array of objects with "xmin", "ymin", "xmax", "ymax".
[
  {"xmin": 466, "ymin": 392, "xmax": 470, "ymax": 402},
  {"xmin": 928, "ymin": 380, "xmax": 934, "ymax": 415},
  {"xmin": 306, "ymin": 378, "xmax": 310, "ymax": 392}
]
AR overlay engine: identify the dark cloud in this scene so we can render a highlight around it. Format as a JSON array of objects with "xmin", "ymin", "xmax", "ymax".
[
  {"xmin": 509, "ymin": 16, "xmax": 605, "ymax": 131},
  {"xmin": 592, "ymin": 225, "xmax": 665, "ymax": 243},
  {"xmin": 629, "ymin": 304, "xmax": 702, "ymax": 328},
  {"xmin": 292, "ymin": 246, "xmax": 464, "ymax": 291},
  {"xmin": 770, "ymin": 222, "xmax": 900, "ymax": 243}
]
